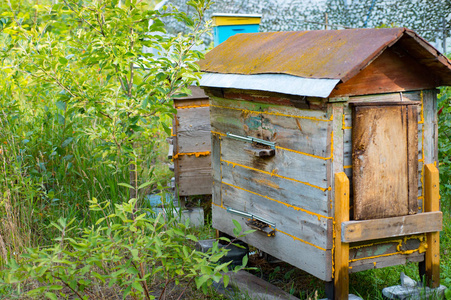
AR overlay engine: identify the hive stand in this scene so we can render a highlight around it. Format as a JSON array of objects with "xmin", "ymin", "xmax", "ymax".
[{"xmin": 330, "ymin": 164, "xmax": 441, "ymax": 300}]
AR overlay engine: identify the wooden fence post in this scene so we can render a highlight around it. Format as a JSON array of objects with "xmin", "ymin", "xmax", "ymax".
[
  {"xmin": 334, "ymin": 172, "xmax": 350, "ymax": 300},
  {"xmin": 424, "ymin": 163, "xmax": 440, "ymax": 288}
]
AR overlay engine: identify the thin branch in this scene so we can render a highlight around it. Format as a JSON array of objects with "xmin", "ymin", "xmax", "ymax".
[
  {"xmin": 62, "ymin": 0, "xmax": 104, "ymax": 36},
  {"xmin": 128, "ymin": 26, "xmax": 134, "ymax": 98},
  {"xmin": 114, "ymin": 64, "xmax": 128, "ymax": 92},
  {"xmin": 176, "ymin": 277, "xmax": 194, "ymax": 300},
  {"xmin": 95, "ymin": 9, "xmax": 106, "ymax": 37},
  {"xmin": 52, "ymin": 275, "xmax": 85, "ymax": 299},
  {"xmin": 131, "ymin": 261, "xmax": 151, "ymax": 300},
  {"xmin": 35, "ymin": 65, "xmax": 81, "ymax": 99}
]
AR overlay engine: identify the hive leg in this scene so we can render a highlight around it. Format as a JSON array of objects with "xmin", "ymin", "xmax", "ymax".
[
  {"xmin": 334, "ymin": 172, "xmax": 350, "ymax": 300},
  {"xmin": 325, "ymin": 281, "xmax": 334, "ymax": 299},
  {"xmin": 424, "ymin": 164, "xmax": 440, "ymax": 288}
]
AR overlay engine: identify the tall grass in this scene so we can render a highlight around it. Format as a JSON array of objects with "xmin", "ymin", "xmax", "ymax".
[{"xmin": 0, "ymin": 74, "xmax": 174, "ymax": 265}]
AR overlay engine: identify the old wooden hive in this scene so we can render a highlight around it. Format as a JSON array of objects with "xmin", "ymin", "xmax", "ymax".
[
  {"xmin": 198, "ymin": 28, "xmax": 451, "ymax": 289},
  {"xmin": 171, "ymin": 86, "xmax": 212, "ymax": 197}
]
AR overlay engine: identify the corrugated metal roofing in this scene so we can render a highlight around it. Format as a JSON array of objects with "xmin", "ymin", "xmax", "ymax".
[{"xmin": 198, "ymin": 28, "xmax": 451, "ymax": 85}]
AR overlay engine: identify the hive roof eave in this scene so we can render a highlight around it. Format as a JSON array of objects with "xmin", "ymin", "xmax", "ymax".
[{"xmin": 199, "ymin": 73, "xmax": 340, "ymax": 98}]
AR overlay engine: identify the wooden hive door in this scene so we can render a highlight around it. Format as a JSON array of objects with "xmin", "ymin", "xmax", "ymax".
[{"xmin": 352, "ymin": 102, "xmax": 418, "ymax": 220}]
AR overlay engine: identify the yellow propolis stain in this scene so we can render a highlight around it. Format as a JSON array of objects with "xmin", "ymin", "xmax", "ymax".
[
  {"xmin": 421, "ymin": 126, "xmax": 425, "ymax": 212},
  {"xmin": 210, "ymin": 104, "xmax": 333, "ymax": 122},
  {"xmin": 348, "ymin": 249, "xmax": 422, "ymax": 263},
  {"xmin": 172, "ymin": 151, "xmax": 211, "ymax": 159},
  {"xmin": 332, "ymin": 220, "xmax": 336, "ymax": 278},
  {"xmin": 222, "ymin": 181, "xmax": 331, "ymax": 221},
  {"xmin": 275, "ymin": 146, "xmax": 332, "ymax": 160},
  {"xmin": 330, "ymin": 131, "xmax": 334, "ymax": 162},
  {"xmin": 211, "ymin": 131, "xmax": 226, "ymax": 137},
  {"xmin": 222, "ymin": 159, "xmax": 330, "ymax": 192},
  {"xmin": 176, "ymin": 104, "xmax": 209, "ymax": 109},
  {"xmin": 255, "ymin": 178, "xmax": 280, "ymax": 189},
  {"xmin": 342, "ymin": 114, "xmax": 352, "ymax": 130},
  {"xmin": 171, "ymin": 126, "xmax": 176, "ymax": 137},
  {"xmin": 348, "ymin": 235, "xmax": 427, "ymax": 263},
  {"xmin": 295, "ymin": 119, "xmax": 303, "ymax": 132},
  {"xmin": 418, "ymin": 90, "xmax": 425, "ymax": 124},
  {"xmin": 212, "ymin": 202, "xmax": 225, "ymax": 209}
]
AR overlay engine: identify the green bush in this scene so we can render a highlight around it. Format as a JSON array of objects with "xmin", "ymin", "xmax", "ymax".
[{"xmin": 1, "ymin": 197, "xmax": 247, "ymax": 299}]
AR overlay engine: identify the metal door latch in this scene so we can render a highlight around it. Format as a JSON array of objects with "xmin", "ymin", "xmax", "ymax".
[
  {"xmin": 226, "ymin": 207, "xmax": 276, "ymax": 237},
  {"xmin": 226, "ymin": 132, "xmax": 275, "ymax": 149}
]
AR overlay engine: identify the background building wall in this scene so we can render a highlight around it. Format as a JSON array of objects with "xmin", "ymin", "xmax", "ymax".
[{"xmin": 162, "ymin": 0, "xmax": 451, "ymax": 53}]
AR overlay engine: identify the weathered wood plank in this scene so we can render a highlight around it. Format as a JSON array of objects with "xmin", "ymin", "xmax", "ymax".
[
  {"xmin": 352, "ymin": 104, "xmax": 416, "ymax": 220},
  {"xmin": 176, "ymin": 155, "xmax": 212, "ymax": 196},
  {"xmin": 221, "ymin": 182, "xmax": 331, "ymax": 249},
  {"xmin": 212, "ymin": 205, "xmax": 332, "ymax": 281},
  {"xmin": 261, "ymin": 113, "xmax": 330, "ymax": 157},
  {"xmin": 222, "ymin": 88, "xmax": 311, "ymax": 109},
  {"xmin": 221, "ymin": 138, "xmax": 329, "ymax": 191},
  {"xmin": 210, "ymin": 98, "xmax": 262, "ymax": 138},
  {"xmin": 176, "ymin": 106, "xmax": 211, "ymax": 153},
  {"xmin": 407, "ymin": 105, "xmax": 419, "ymax": 214},
  {"xmin": 210, "ymin": 96, "xmax": 330, "ymax": 157},
  {"xmin": 226, "ymin": 270, "xmax": 300, "ymax": 300},
  {"xmin": 349, "ymin": 235, "xmax": 425, "ymax": 272},
  {"xmin": 342, "ymin": 211, "xmax": 442, "ymax": 243},
  {"xmin": 212, "ymin": 134, "xmax": 222, "ymax": 205},
  {"xmin": 330, "ymin": 48, "xmax": 437, "ymax": 97},
  {"xmin": 422, "ymin": 90, "xmax": 438, "ymax": 165},
  {"xmin": 221, "ymin": 161, "xmax": 329, "ymax": 216},
  {"xmin": 173, "ymin": 85, "xmax": 209, "ymax": 103},
  {"xmin": 349, "ymin": 235, "xmax": 424, "ymax": 260},
  {"xmin": 424, "ymin": 164, "xmax": 440, "ymax": 288},
  {"xmin": 334, "ymin": 172, "xmax": 350, "ymax": 300},
  {"xmin": 332, "ymin": 104, "xmax": 345, "ymax": 175},
  {"xmin": 349, "ymin": 252, "xmax": 424, "ymax": 273},
  {"xmin": 347, "ymin": 91, "xmax": 421, "ymax": 103}
]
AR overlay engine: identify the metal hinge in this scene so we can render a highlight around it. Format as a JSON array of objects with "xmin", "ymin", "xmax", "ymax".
[
  {"xmin": 226, "ymin": 132, "xmax": 275, "ymax": 149},
  {"xmin": 226, "ymin": 207, "xmax": 276, "ymax": 237}
]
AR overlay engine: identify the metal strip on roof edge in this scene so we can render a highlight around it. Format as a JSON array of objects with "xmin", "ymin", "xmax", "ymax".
[{"xmin": 199, "ymin": 73, "xmax": 340, "ymax": 98}]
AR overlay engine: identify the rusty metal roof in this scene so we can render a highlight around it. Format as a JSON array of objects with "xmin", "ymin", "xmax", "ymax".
[{"xmin": 198, "ymin": 28, "xmax": 451, "ymax": 85}]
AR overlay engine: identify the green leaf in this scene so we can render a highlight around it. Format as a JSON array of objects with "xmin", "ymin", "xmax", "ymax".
[
  {"xmin": 137, "ymin": 181, "xmax": 152, "ymax": 190},
  {"xmin": 186, "ymin": 234, "xmax": 198, "ymax": 242},
  {"xmin": 55, "ymin": 101, "xmax": 66, "ymax": 111},
  {"xmin": 132, "ymin": 281, "xmax": 144, "ymax": 293},
  {"xmin": 58, "ymin": 57, "xmax": 68, "ymax": 65},
  {"xmin": 161, "ymin": 122, "xmax": 171, "ymax": 136},
  {"xmin": 45, "ymin": 292, "xmax": 58, "ymax": 300},
  {"xmin": 242, "ymin": 254, "xmax": 248, "ymax": 267},
  {"xmin": 195, "ymin": 275, "xmax": 209, "ymax": 289},
  {"xmin": 130, "ymin": 249, "xmax": 139, "ymax": 260},
  {"xmin": 445, "ymin": 288, "xmax": 451, "ymax": 300},
  {"xmin": 118, "ymin": 182, "xmax": 135, "ymax": 189},
  {"xmin": 95, "ymin": 217, "xmax": 105, "ymax": 225},
  {"xmin": 232, "ymin": 219, "xmax": 242, "ymax": 236},
  {"xmin": 223, "ymin": 274, "xmax": 230, "ymax": 287}
]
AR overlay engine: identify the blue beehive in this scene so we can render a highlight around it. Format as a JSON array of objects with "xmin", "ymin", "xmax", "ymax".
[{"xmin": 212, "ymin": 13, "xmax": 261, "ymax": 46}]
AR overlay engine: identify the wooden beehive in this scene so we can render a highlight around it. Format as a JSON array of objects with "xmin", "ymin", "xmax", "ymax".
[
  {"xmin": 198, "ymin": 28, "xmax": 450, "ymax": 297},
  {"xmin": 171, "ymin": 86, "xmax": 212, "ymax": 197}
]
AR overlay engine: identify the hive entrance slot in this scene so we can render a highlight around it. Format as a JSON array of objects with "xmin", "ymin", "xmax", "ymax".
[
  {"xmin": 226, "ymin": 207, "xmax": 276, "ymax": 237},
  {"xmin": 245, "ymin": 218, "xmax": 275, "ymax": 237}
]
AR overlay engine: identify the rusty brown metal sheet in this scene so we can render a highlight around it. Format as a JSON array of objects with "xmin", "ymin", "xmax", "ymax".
[{"xmin": 198, "ymin": 28, "xmax": 451, "ymax": 85}]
